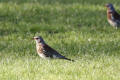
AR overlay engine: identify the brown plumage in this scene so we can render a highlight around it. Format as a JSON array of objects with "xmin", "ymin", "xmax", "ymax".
[
  {"xmin": 105, "ymin": 3, "xmax": 120, "ymax": 29},
  {"xmin": 33, "ymin": 36, "xmax": 74, "ymax": 62}
]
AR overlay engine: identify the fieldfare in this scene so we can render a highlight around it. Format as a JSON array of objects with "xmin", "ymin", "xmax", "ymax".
[
  {"xmin": 105, "ymin": 3, "xmax": 120, "ymax": 29},
  {"xmin": 33, "ymin": 36, "xmax": 74, "ymax": 61}
]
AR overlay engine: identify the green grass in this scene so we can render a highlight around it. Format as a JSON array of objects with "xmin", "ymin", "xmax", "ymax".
[{"xmin": 0, "ymin": 0, "xmax": 120, "ymax": 80}]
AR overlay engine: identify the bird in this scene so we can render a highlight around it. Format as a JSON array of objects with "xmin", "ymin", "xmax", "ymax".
[
  {"xmin": 33, "ymin": 36, "xmax": 74, "ymax": 62},
  {"xmin": 105, "ymin": 3, "xmax": 120, "ymax": 29}
]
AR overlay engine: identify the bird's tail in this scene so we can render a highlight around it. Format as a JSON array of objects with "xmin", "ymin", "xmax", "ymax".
[{"xmin": 63, "ymin": 57, "xmax": 75, "ymax": 62}]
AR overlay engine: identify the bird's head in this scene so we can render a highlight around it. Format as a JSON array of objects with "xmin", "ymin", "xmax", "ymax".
[
  {"xmin": 33, "ymin": 36, "xmax": 45, "ymax": 44},
  {"xmin": 105, "ymin": 3, "xmax": 115, "ymax": 11}
]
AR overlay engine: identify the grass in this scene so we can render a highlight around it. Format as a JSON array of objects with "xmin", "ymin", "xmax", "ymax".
[{"xmin": 0, "ymin": 0, "xmax": 120, "ymax": 80}]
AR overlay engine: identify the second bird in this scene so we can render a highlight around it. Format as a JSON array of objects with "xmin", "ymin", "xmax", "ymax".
[{"xmin": 105, "ymin": 3, "xmax": 120, "ymax": 29}]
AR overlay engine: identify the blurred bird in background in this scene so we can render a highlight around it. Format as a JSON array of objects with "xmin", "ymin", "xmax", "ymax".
[
  {"xmin": 33, "ymin": 36, "xmax": 74, "ymax": 62},
  {"xmin": 105, "ymin": 3, "xmax": 120, "ymax": 29}
]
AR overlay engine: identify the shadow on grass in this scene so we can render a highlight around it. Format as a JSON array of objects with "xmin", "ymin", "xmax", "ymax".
[
  {"xmin": 59, "ymin": 40, "xmax": 120, "ymax": 58},
  {"xmin": 0, "ymin": 37, "xmax": 120, "ymax": 61}
]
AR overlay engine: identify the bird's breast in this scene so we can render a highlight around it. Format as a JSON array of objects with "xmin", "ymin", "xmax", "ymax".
[
  {"xmin": 107, "ymin": 11, "xmax": 118, "ymax": 27},
  {"xmin": 107, "ymin": 11, "xmax": 112, "ymax": 20},
  {"xmin": 36, "ymin": 44, "xmax": 44, "ymax": 54},
  {"xmin": 36, "ymin": 44, "xmax": 47, "ymax": 58}
]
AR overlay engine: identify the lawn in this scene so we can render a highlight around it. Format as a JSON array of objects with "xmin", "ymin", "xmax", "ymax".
[{"xmin": 0, "ymin": 0, "xmax": 120, "ymax": 80}]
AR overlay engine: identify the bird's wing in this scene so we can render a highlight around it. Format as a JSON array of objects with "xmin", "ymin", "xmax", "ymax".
[
  {"xmin": 43, "ymin": 44, "xmax": 66, "ymax": 58},
  {"xmin": 113, "ymin": 11, "xmax": 120, "ymax": 20},
  {"xmin": 43, "ymin": 44, "xmax": 74, "ymax": 61}
]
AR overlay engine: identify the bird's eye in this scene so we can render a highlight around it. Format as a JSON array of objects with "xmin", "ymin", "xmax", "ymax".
[{"xmin": 36, "ymin": 38, "xmax": 39, "ymax": 39}]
